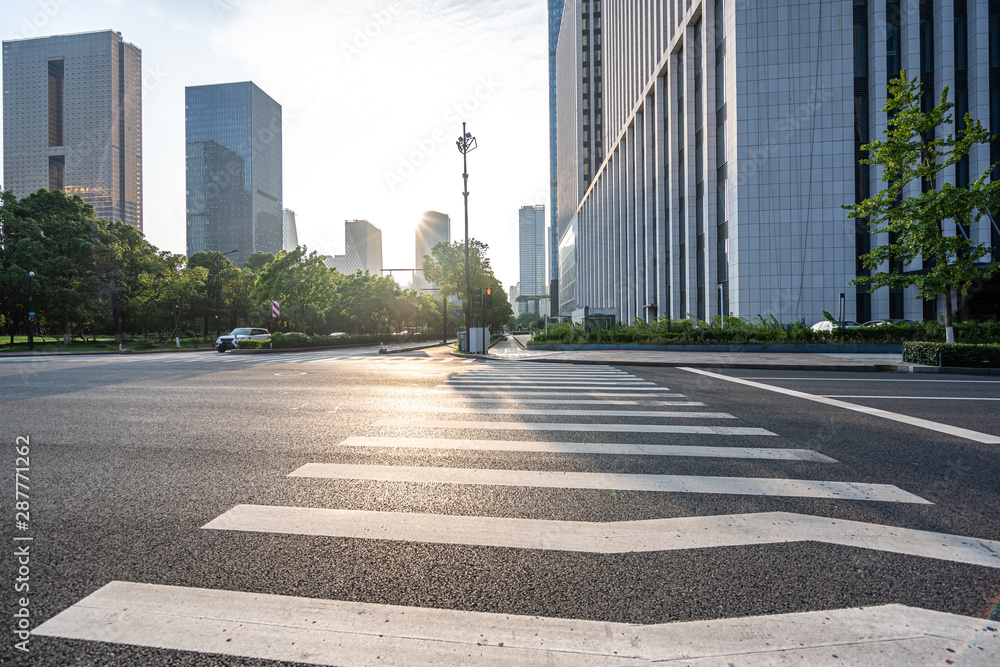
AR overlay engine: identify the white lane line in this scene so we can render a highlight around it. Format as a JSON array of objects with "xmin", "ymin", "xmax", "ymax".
[
  {"xmin": 336, "ymin": 436, "xmax": 836, "ymax": 461},
  {"xmin": 437, "ymin": 385, "xmax": 672, "ymax": 392},
  {"xmin": 287, "ymin": 464, "xmax": 923, "ymax": 503},
  {"xmin": 449, "ymin": 398, "xmax": 702, "ymax": 406},
  {"xmin": 682, "ymin": 367, "xmax": 1000, "ymax": 445},
  {"xmin": 824, "ymin": 395, "xmax": 1000, "ymax": 401},
  {"xmin": 206, "ymin": 509, "xmax": 1000, "ymax": 566},
  {"xmin": 375, "ymin": 420, "xmax": 775, "ymax": 435},
  {"xmin": 411, "ymin": 408, "xmax": 732, "ymax": 418},
  {"xmin": 35, "ymin": 584, "xmax": 1000, "ymax": 666},
  {"xmin": 738, "ymin": 377, "xmax": 1000, "ymax": 383}
]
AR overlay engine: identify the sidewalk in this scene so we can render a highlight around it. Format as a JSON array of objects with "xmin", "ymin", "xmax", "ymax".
[{"xmin": 482, "ymin": 336, "xmax": 915, "ymax": 372}]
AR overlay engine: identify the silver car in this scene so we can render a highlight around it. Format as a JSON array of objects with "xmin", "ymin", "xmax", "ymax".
[{"xmin": 215, "ymin": 328, "xmax": 270, "ymax": 352}]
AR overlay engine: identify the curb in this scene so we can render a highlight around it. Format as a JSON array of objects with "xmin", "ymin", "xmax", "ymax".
[{"xmin": 230, "ymin": 341, "xmax": 456, "ymax": 356}]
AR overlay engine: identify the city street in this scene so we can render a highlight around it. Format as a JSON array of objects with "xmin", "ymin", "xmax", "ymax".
[{"xmin": 2, "ymin": 346, "xmax": 999, "ymax": 664}]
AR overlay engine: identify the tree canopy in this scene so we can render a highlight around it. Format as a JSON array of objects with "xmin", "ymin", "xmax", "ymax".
[{"xmin": 845, "ymin": 72, "xmax": 1000, "ymax": 342}]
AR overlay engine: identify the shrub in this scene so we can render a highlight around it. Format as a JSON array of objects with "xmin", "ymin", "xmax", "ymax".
[
  {"xmin": 903, "ymin": 342, "xmax": 1000, "ymax": 368},
  {"xmin": 235, "ymin": 339, "xmax": 270, "ymax": 350}
]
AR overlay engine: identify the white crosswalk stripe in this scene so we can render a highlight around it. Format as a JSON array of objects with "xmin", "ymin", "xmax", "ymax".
[{"xmin": 34, "ymin": 361, "xmax": 998, "ymax": 665}]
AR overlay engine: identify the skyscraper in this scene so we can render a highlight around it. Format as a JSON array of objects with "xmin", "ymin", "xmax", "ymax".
[
  {"xmin": 185, "ymin": 81, "xmax": 282, "ymax": 267},
  {"xmin": 415, "ymin": 211, "xmax": 450, "ymax": 290},
  {"xmin": 548, "ymin": 0, "xmax": 564, "ymax": 316},
  {"xmin": 2, "ymin": 30, "xmax": 143, "ymax": 229},
  {"xmin": 564, "ymin": 0, "xmax": 1000, "ymax": 324},
  {"xmin": 282, "ymin": 208, "xmax": 298, "ymax": 251},
  {"xmin": 519, "ymin": 205, "xmax": 546, "ymax": 315},
  {"xmin": 556, "ymin": 0, "xmax": 604, "ymax": 316},
  {"xmin": 324, "ymin": 220, "xmax": 383, "ymax": 275}
]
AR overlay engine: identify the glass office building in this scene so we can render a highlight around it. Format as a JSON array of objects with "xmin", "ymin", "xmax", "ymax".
[
  {"xmin": 3, "ymin": 30, "xmax": 143, "ymax": 229},
  {"xmin": 185, "ymin": 81, "xmax": 282, "ymax": 266}
]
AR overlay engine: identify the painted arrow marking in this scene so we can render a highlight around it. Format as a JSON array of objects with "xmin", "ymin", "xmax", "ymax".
[
  {"xmin": 285, "ymin": 464, "xmax": 925, "ymax": 503},
  {"xmin": 204, "ymin": 508, "xmax": 1000, "ymax": 568},
  {"xmin": 32, "ymin": 583, "xmax": 1000, "ymax": 666}
]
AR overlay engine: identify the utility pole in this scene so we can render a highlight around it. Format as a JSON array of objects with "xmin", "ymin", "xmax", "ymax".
[{"xmin": 456, "ymin": 123, "xmax": 477, "ymax": 351}]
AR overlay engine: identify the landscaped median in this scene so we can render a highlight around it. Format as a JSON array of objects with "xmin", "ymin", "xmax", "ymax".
[
  {"xmin": 231, "ymin": 331, "xmax": 450, "ymax": 354},
  {"xmin": 903, "ymin": 342, "xmax": 1000, "ymax": 370}
]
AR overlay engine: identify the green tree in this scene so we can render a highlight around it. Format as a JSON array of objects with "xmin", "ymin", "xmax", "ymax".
[
  {"xmin": 251, "ymin": 248, "xmax": 336, "ymax": 333},
  {"xmin": 91, "ymin": 221, "xmax": 161, "ymax": 341},
  {"xmin": 13, "ymin": 190, "xmax": 100, "ymax": 342},
  {"xmin": 337, "ymin": 271, "xmax": 400, "ymax": 334},
  {"xmin": 146, "ymin": 253, "xmax": 208, "ymax": 340},
  {"xmin": 0, "ymin": 190, "xmax": 43, "ymax": 342},
  {"xmin": 421, "ymin": 239, "xmax": 495, "ymax": 303},
  {"xmin": 845, "ymin": 72, "xmax": 1000, "ymax": 343}
]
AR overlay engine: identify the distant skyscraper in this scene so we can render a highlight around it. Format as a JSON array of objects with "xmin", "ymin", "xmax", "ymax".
[
  {"xmin": 415, "ymin": 211, "xmax": 450, "ymax": 290},
  {"xmin": 2, "ymin": 30, "xmax": 143, "ymax": 229},
  {"xmin": 548, "ymin": 0, "xmax": 564, "ymax": 317},
  {"xmin": 185, "ymin": 81, "xmax": 282, "ymax": 266},
  {"xmin": 282, "ymin": 208, "xmax": 298, "ymax": 251},
  {"xmin": 519, "ymin": 205, "xmax": 546, "ymax": 315},
  {"xmin": 324, "ymin": 220, "xmax": 383, "ymax": 275}
]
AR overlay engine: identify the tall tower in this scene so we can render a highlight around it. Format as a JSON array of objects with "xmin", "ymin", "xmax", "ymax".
[
  {"xmin": 415, "ymin": 210, "xmax": 451, "ymax": 290},
  {"xmin": 324, "ymin": 220, "xmax": 383, "ymax": 275},
  {"xmin": 282, "ymin": 209, "xmax": 298, "ymax": 251},
  {"xmin": 548, "ymin": 0, "xmax": 564, "ymax": 316},
  {"xmin": 185, "ymin": 81, "xmax": 282, "ymax": 267},
  {"xmin": 3, "ymin": 30, "xmax": 143, "ymax": 229},
  {"xmin": 518, "ymin": 205, "xmax": 546, "ymax": 315}
]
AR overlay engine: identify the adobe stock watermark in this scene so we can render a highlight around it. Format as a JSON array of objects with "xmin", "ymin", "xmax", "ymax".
[
  {"xmin": 341, "ymin": 0, "xmax": 453, "ymax": 63},
  {"xmin": 384, "ymin": 76, "xmax": 501, "ymax": 192},
  {"xmin": 7, "ymin": 0, "xmax": 73, "ymax": 40},
  {"xmin": 12, "ymin": 436, "xmax": 33, "ymax": 654}
]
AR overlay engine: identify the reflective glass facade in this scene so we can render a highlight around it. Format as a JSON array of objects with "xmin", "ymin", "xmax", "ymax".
[
  {"xmin": 185, "ymin": 81, "xmax": 282, "ymax": 266},
  {"xmin": 549, "ymin": 0, "xmax": 564, "ymax": 315}
]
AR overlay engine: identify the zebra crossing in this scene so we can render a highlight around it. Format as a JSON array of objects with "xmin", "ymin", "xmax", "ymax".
[{"xmin": 33, "ymin": 362, "xmax": 1000, "ymax": 664}]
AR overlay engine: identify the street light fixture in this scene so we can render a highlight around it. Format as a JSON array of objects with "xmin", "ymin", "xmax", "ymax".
[
  {"xmin": 27, "ymin": 271, "xmax": 35, "ymax": 351},
  {"xmin": 456, "ymin": 123, "xmax": 477, "ymax": 351},
  {"xmin": 215, "ymin": 249, "xmax": 239, "ymax": 340}
]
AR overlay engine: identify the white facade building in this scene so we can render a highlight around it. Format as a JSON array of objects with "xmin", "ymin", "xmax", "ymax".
[
  {"xmin": 282, "ymin": 209, "xmax": 298, "ymax": 251},
  {"xmin": 324, "ymin": 219, "xmax": 383, "ymax": 275},
  {"xmin": 561, "ymin": 0, "xmax": 1000, "ymax": 325},
  {"xmin": 519, "ymin": 205, "xmax": 547, "ymax": 315}
]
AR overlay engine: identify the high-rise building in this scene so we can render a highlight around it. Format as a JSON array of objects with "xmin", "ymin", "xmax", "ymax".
[
  {"xmin": 185, "ymin": 81, "xmax": 282, "ymax": 267},
  {"xmin": 548, "ymin": 0, "xmax": 564, "ymax": 317},
  {"xmin": 556, "ymin": 0, "xmax": 604, "ymax": 316},
  {"xmin": 282, "ymin": 208, "xmax": 298, "ymax": 251},
  {"xmin": 2, "ymin": 30, "xmax": 142, "ymax": 229},
  {"xmin": 415, "ymin": 211, "xmax": 450, "ymax": 291},
  {"xmin": 561, "ymin": 0, "xmax": 1000, "ymax": 324},
  {"xmin": 324, "ymin": 219, "xmax": 383, "ymax": 275},
  {"xmin": 519, "ymin": 205, "xmax": 546, "ymax": 315}
]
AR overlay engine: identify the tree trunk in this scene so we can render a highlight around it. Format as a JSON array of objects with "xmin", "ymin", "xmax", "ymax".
[{"xmin": 944, "ymin": 287, "xmax": 956, "ymax": 344}]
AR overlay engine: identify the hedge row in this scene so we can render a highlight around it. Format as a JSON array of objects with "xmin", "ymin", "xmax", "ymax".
[
  {"xmin": 270, "ymin": 331, "xmax": 424, "ymax": 349},
  {"xmin": 531, "ymin": 320, "xmax": 1000, "ymax": 347},
  {"xmin": 903, "ymin": 342, "xmax": 1000, "ymax": 368}
]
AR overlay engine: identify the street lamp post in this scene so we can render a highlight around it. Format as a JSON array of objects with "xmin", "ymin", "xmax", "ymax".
[
  {"xmin": 27, "ymin": 271, "xmax": 35, "ymax": 351},
  {"xmin": 456, "ymin": 123, "xmax": 477, "ymax": 352},
  {"xmin": 215, "ymin": 250, "xmax": 239, "ymax": 341}
]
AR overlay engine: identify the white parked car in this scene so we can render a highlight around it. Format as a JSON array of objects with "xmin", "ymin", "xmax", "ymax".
[
  {"xmin": 215, "ymin": 328, "xmax": 270, "ymax": 352},
  {"xmin": 810, "ymin": 320, "xmax": 862, "ymax": 332}
]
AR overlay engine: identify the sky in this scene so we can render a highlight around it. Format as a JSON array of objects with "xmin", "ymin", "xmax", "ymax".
[{"xmin": 0, "ymin": 0, "xmax": 549, "ymax": 291}]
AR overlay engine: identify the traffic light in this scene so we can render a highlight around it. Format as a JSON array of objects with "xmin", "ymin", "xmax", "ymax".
[{"xmin": 485, "ymin": 287, "xmax": 493, "ymax": 309}]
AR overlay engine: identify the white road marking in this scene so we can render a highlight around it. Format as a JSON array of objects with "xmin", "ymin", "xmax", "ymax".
[
  {"xmin": 376, "ymin": 419, "xmax": 775, "ymax": 435},
  {"xmin": 445, "ymin": 380, "xmax": 655, "ymax": 385},
  {"xmin": 739, "ymin": 377, "xmax": 1000, "ymax": 383},
  {"xmin": 824, "ymin": 395, "xmax": 1000, "ymax": 401},
  {"xmin": 430, "ymin": 391, "xmax": 678, "ymax": 398},
  {"xmin": 335, "ymin": 436, "xmax": 835, "ymax": 461},
  {"xmin": 34, "ymin": 583, "xmax": 1000, "ymax": 665},
  {"xmin": 414, "ymin": 408, "xmax": 731, "ymax": 418},
  {"xmin": 682, "ymin": 368, "xmax": 1000, "ymax": 445},
  {"xmin": 286, "ymin": 464, "xmax": 923, "ymax": 502},
  {"xmin": 437, "ymin": 385, "xmax": 672, "ymax": 392},
  {"xmin": 449, "ymin": 398, "xmax": 702, "ymax": 406},
  {"xmin": 204, "ymin": 508, "xmax": 1000, "ymax": 567}
]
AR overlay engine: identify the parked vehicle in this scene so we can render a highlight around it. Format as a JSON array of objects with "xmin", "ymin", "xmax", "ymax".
[
  {"xmin": 810, "ymin": 320, "xmax": 862, "ymax": 332},
  {"xmin": 215, "ymin": 328, "xmax": 270, "ymax": 352},
  {"xmin": 862, "ymin": 319, "xmax": 917, "ymax": 327}
]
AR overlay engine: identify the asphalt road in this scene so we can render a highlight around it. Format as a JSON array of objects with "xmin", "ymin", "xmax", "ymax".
[{"xmin": 1, "ymin": 347, "xmax": 999, "ymax": 665}]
